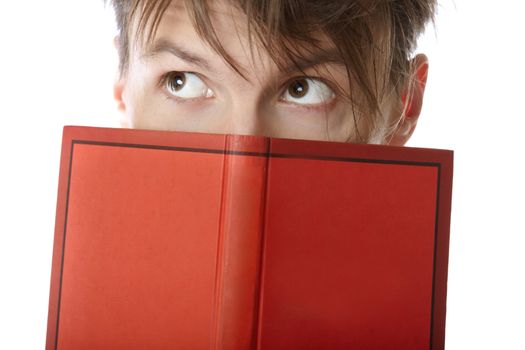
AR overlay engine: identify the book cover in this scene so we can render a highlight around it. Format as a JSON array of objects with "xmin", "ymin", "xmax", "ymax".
[{"xmin": 46, "ymin": 126, "xmax": 453, "ymax": 350}]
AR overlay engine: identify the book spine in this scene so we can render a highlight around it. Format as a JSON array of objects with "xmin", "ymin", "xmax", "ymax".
[{"xmin": 211, "ymin": 135, "xmax": 270, "ymax": 350}]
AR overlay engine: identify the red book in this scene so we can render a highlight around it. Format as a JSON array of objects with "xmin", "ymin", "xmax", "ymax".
[{"xmin": 46, "ymin": 126, "xmax": 453, "ymax": 350}]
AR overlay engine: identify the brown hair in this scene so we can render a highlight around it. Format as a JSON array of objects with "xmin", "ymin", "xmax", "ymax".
[{"xmin": 105, "ymin": 0, "xmax": 436, "ymax": 142}]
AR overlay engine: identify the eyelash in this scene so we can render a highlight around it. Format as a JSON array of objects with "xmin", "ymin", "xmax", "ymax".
[
  {"xmin": 278, "ymin": 76, "xmax": 339, "ymax": 111},
  {"xmin": 158, "ymin": 72, "xmax": 339, "ymax": 110},
  {"xmin": 158, "ymin": 72, "xmax": 210, "ymax": 104}
]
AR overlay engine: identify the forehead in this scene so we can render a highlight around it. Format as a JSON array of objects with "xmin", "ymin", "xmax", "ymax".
[
  {"xmin": 155, "ymin": 1, "xmax": 255, "ymax": 57},
  {"xmin": 131, "ymin": 0, "xmax": 344, "ymax": 76},
  {"xmin": 131, "ymin": 1, "xmax": 257, "ymax": 54}
]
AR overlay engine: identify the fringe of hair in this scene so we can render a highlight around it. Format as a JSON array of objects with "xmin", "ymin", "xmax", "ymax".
[{"xmin": 105, "ymin": 0, "xmax": 436, "ymax": 143}]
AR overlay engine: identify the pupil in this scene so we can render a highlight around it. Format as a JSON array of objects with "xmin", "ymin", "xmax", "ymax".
[
  {"xmin": 289, "ymin": 79, "xmax": 308, "ymax": 98},
  {"xmin": 169, "ymin": 73, "xmax": 186, "ymax": 91}
]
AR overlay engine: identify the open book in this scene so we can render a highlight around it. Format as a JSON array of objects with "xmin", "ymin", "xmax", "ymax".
[{"xmin": 46, "ymin": 126, "xmax": 453, "ymax": 350}]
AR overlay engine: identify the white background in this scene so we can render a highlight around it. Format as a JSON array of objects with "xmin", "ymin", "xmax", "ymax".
[{"xmin": 0, "ymin": 1, "xmax": 524, "ymax": 348}]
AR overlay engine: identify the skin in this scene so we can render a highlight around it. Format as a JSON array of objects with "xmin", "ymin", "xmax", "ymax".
[{"xmin": 114, "ymin": 1, "xmax": 428, "ymax": 145}]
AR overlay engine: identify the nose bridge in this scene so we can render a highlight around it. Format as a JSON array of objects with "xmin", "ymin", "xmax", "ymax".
[{"xmin": 226, "ymin": 86, "xmax": 266, "ymax": 136}]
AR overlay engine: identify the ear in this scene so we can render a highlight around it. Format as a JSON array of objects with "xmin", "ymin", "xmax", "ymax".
[
  {"xmin": 388, "ymin": 53, "xmax": 429, "ymax": 146},
  {"xmin": 113, "ymin": 77, "xmax": 126, "ymax": 113},
  {"xmin": 112, "ymin": 35, "xmax": 130, "ymax": 128}
]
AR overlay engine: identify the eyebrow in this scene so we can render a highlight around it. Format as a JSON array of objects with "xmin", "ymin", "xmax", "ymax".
[
  {"xmin": 141, "ymin": 38, "xmax": 213, "ymax": 71},
  {"xmin": 280, "ymin": 49, "xmax": 346, "ymax": 74},
  {"xmin": 141, "ymin": 38, "xmax": 345, "ymax": 76}
]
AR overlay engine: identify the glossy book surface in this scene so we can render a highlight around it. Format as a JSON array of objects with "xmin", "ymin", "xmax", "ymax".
[{"xmin": 47, "ymin": 126, "xmax": 453, "ymax": 350}]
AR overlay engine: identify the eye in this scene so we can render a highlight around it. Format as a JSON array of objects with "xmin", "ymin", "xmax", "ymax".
[
  {"xmin": 281, "ymin": 78, "xmax": 335, "ymax": 106},
  {"xmin": 162, "ymin": 71, "xmax": 214, "ymax": 100}
]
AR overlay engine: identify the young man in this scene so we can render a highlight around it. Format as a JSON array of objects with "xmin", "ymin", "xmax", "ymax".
[{"xmin": 108, "ymin": 0, "xmax": 435, "ymax": 145}]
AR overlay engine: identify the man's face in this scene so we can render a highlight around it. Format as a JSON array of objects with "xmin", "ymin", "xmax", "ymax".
[{"xmin": 115, "ymin": 1, "xmax": 401, "ymax": 142}]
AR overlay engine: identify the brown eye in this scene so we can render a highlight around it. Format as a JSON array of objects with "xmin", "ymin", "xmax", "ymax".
[
  {"xmin": 166, "ymin": 72, "xmax": 186, "ymax": 92},
  {"xmin": 288, "ymin": 79, "xmax": 309, "ymax": 98},
  {"xmin": 281, "ymin": 77, "xmax": 335, "ymax": 106},
  {"xmin": 162, "ymin": 71, "xmax": 214, "ymax": 99}
]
